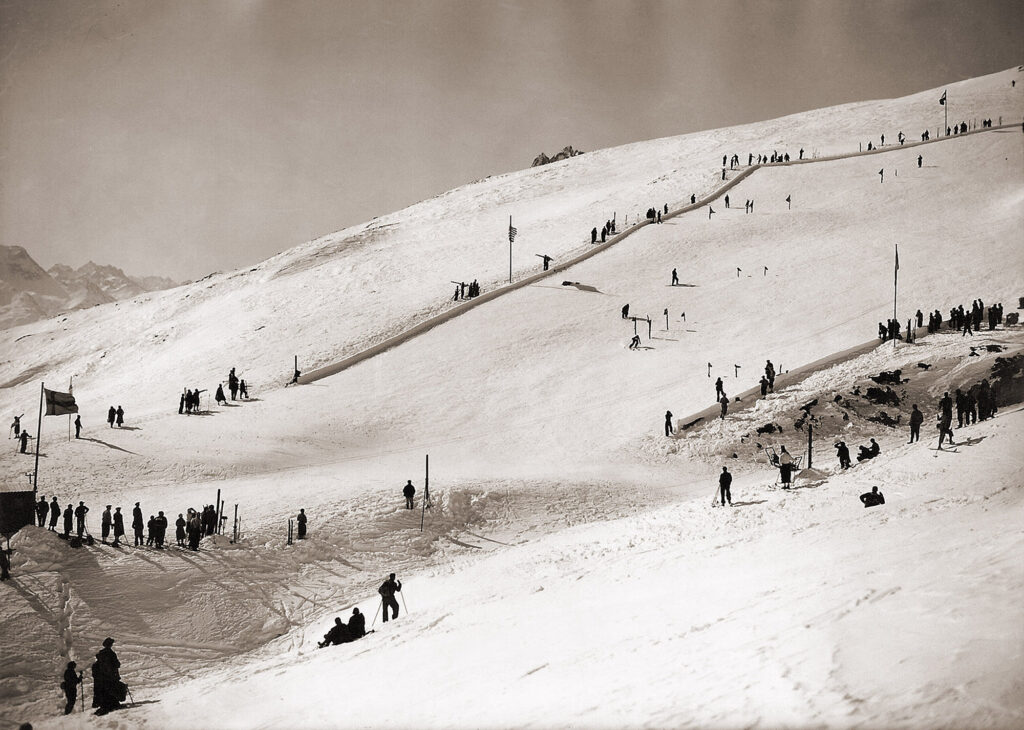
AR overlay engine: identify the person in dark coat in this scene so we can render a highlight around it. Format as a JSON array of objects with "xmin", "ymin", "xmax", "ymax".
[
  {"xmin": 671, "ymin": 268, "xmax": 679, "ymax": 286},
  {"xmin": 719, "ymin": 393, "xmax": 729, "ymax": 419},
  {"xmin": 132, "ymin": 503, "xmax": 144, "ymax": 547},
  {"xmin": 215, "ymin": 384, "xmax": 226, "ymax": 406},
  {"xmin": 909, "ymin": 404, "xmax": 924, "ymax": 443},
  {"xmin": 62, "ymin": 660, "xmax": 82, "ymax": 714},
  {"xmin": 115, "ymin": 406, "xmax": 124, "ymax": 427},
  {"xmin": 715, "ymin": 377, "xmax": 724, "ymax": 400},
  {"xmin": 403, "ymin": 481, "xmax": 415, "ymax": 509},
  {"xmin": 664, "ymin": 410, "xmax": 674, "ymax": 437},
  {"xmin": 955, "ymin": 389, "xmax": 968, "ymax": 428},
  {"xmin": 179, "ymin": 393, "xmax": 185, "ymax": 414},
  {"xmin": 19, "ymin": 429, "xmax": 31, "ymax": 453},
  {"xmin": 101, "ymin": 506, "xmax": 112, "ymax": 543},
  {"xmin": 857, "ymin": 438, "xmax": 881, "ymax": 461},
  {"xmin": 621, "ymin": 303, "xmax": 629, "ymax": 319},
  {"xmin": 91, "ymin": 637, "xmax": 124, "ymax": 715},
  {"xmin": 718, "ymin": 467, "xmax": 733, "ymax": 506},
  {"xmin": 760, "ymin": 376, "xmax": 769, "ymax": 397},
  {"xmin": 37, "ymin": 496, "xmax": 48, "ymax": 527},
  {"xmin": 175, "ymin": 514, "xmax": 186, "ymax": 547},
  {"xmin": 112, "ymin": 508, "xmax": 124, "ymax": 547},
  {"xmin": 74, "ymin": 415, "xmax": 82, "ymax": 438},
  {"xmin": 240, "ymin": 379, "xmax": 249, "ymax": 399},
  {"xmin": 591, "ymin": 227, "xmax": 597, "ymax": 244},
  {"xmin": 146, "ymin": 516, "xmax": 156, "ymax": 547},
  {"xmin": 63, "ymin": 504, "xmax": 73, "ymax": 538},
  {"xmin": 0, "ymin": 547, "xmax": 10, "ymax": 581},
  {"xmin": 860, "ymin": 486, "xmax": 885, "ymax": 507},
  {"xmin": 348, "ymin": 607, "xmax": 366, "ymax": 638},
  {"xmin": 765, "ymin": 360, "xmax": 776, "ymax": 391},
  {"xmin": 296, "ymin": 508, "xmax": 307, "ymax": 539},
  {"xmin": 379, "ymin": 573, "xmax": 402, "ymax": 622},
  {"xmin": 228, "ymin": 368, "xmax": 239, "ymax": 400},
  {"xmin": 107, "ymin": 406, "xmax": 116, "ymax": 428},
  {"xmin": 835, "ymin": 441, "xmax": 851, "ymax": 469},
  {"xmin": 154, "ymin": 511, "xmax": 167, "ymax": 549},
  {"xmin": 49, "ymin": 497, "xmax": 60, "ymax": 531},
  {"xmin": 75, "ymin": 502, "xmax": 89, "ymax": 538},
  {"xmin": 319, "ymin": 617, "xmax": 349, "ymax": 647}
]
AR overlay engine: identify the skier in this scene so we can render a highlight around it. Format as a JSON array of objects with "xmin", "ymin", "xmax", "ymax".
[
  {"xmin": 215, "ymin": 384, "xmax": 226, "ymax": 406},
  {"xmin": 318, "ymin": 617, "xmax": 349, "ymax": 648},
  {"xmin": 107, "ymin": 406, "xmax": 115, "ymax": 428},
  {"xmin": 719, "ymin": 393, "xmax": 729, "ymax": 420},
  {"xmin": 62, "ymin": 504, "xmax": 73, "ymax": 538},
  {"xmin": 62, "ymin": 661, "xmax": 82, "ymax": 715},
  {"xmin": 664, "ymin": 411, "xmax": 674, "ymax": 437},
  {"xmin": 718, "ymin": 467, "xmax": 732, "ymax": 506},
  {"xmin": 9, "ymin": 413, "xmax": 23, "ymax": 438},
  {"xmin": 91, "ymin": 637, "xmax": 125, "ymax": 715},
  {"xmin": 715, "ymin": 377, "xmax": 724, "ymax": 401},
  {"xmin": 834, "ymin": 441, "xmax": 851, "ymax": 469},
  {"xmin": 75, "ymin": 502, "xmax": 89, "ymax": 538},
  {"xmin": 909, "ymin": 404, "xmax": 924, "ymax": 443},
  {"xmin": 296, "ymin": 508, "xmax": 307, "ymax": 539},
  {"xmin": 859, "ymin": 486, "xmax": 885, "ymax": 508},
  {"xmin": 132, "ymin": 503, "xmax": 144, "ymax": 547},
  {"xmin": 403, "ymin": 480, "xmax": 416, "ymax": 509},
  {"xmin": 18, "ymin": 429, "xmax": 31, "ymax": 454},
  {"xmin": 49, "ymin": 497, "xmax": 60, "ymax": 531},
  {"xmin": 112, "ymin": 508, "xmax": 124, "ymax": 547},
  {"xmin": 74, "ymin": 415, "xmax": 82, "ymax": 438},
  {"xmin": 629, "ymin": 334, "xmax": 641, "ymax": 350},
  {"xmin": 778, "ymin": 445, "xmax": 794, "ymax": 488},
  {"xmin": 101, "ymin": 506, "xmax": 112, "ymax": 543},
  {"xmin": 115, "ymin": 406, "xmax": 124, "ymax": 428},
  {"xmin": 240, "ymin": 379, "xmax": 249, "ymax": 399},
  {"xmin": 36, "ymin": 495, "xmax": 48, "ymax": 527},
  {"xmin": 671, "ymin": 268, "xmax": 679, "ymax": 286},
  {"xmin": 621, "ymin": 303, "xmax": 629, "ymax": 319},
  {"xmin": 378, "ymin": 573, "xmax": 402, "ymax": 623}
]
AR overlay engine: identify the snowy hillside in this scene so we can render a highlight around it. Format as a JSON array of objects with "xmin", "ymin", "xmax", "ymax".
[{"xmin": 0, "ymin": 68, "xmax": 1022, "ymax": 729}]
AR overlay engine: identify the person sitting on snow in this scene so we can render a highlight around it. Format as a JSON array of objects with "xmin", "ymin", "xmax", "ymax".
[
  {"xmin": 859, "ymin": 486, "xmax": 885, "ymax": 507},
  {"xmin": 318, "ymin": 618, "xmax": 349, "ymax": 648},
  {"xmin": 857, "ymin": 438, "xmax": 880, "ymax": 462}
]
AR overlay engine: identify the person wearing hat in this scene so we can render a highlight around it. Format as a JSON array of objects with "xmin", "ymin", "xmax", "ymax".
[
  {"xmin": 296, "ymin": 508, "xmax": 307, "ymax": 539},
  {"xmin": 62, "ymin": 660, "xmax": 82, "ymax": 714},
  {"xmin": 91, "ymin": 637, "xmax": 124, "ymax": 715},
  {"xmin": 112, "ymin": 508, "xmax": 125, "ymax": 547},
  {"xmin": 101, "ymin": 506, "xmax": 112, "ymax": 543},
  {"xmin": 132, "ymin": 503, "xmax": 144, "ymax": 547}
]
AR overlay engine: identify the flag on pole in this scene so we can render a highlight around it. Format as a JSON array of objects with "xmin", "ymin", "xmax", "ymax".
[
  {"xmin": 44, "ymin": 388, "xmax": 78, "ymax": 416},
  {"xmin": 894, "ymin": 244, "xmax": 900, "ymax": 287},
  {"xmin": 508, "ymin": 221, "xmax": 517, "ymax": 243},
  {"xmin": 939, "ymin": 91, "xmax": 946, "ymax": 105}
]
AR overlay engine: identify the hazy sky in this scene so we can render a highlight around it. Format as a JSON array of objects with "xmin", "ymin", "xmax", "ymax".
[{"xmin": 1, "ymin": 0, "xmax": 1021, "ymax": 280}]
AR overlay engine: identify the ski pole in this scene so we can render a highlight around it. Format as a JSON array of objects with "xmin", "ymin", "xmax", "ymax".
[
  {"xmin": 127, "ymin": 685, "xmax": 135, "ymax": 706},
  {"xmin": 400, "ymin": 590, "xmax": 409, "ymax": 616},
  {"xmin": 371, "ymin": 599, "xmax": 382, "ymax": 629}
]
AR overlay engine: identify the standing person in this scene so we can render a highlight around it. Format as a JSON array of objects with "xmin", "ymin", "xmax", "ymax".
[
  {"xmin": 378, "ymin": 573, "xmax": 402, "ymax": 623},
  {"xmin": 591, "ymin": 227, "xmax": 597, "ymax": 244},
  {"xmin": 178, "ymin": 392, "xmax": 185, "ymax": 414},
  {"xmin": 718, "ymin": 467, "xmax": 733, "ymax": 506},
  {"xmin": 146, "ymin": 515, "xmax": 156, "ymax": 547},
  {"xmin": 49, "ymin": 497, "xmax": 60, "ymax": 531},
  {"xmin": 938, "ymin": 392, "xmax": 956, "ymax": 448},
  {"xmin": 909, "ymin": 404, "xmax": 924, "ymax": 443},
  {"xmin": 228, "ymin": 368, "xmax": 239, "ymax": 400},
  {"xmin": 719, "ymin": 393, "xmax": 729, "ymax": 419},
  {"xmin": 715, "ymin": 377, "xmax": 724, "ymax": 401},
  {"xmin": 621, "ymin": 303, "xmax": 629, "ymax": 319},
  {"xmin": 215, "ymin": 384, "xmax": 226, "ymax": 406},
  {"xmin": 835, "ymin": 441, "xmax": 852, "ymax": 469},
  {"xmin": 101, "ymin": 506, "xmax": 112, "ymax": 544},
  {"xmin": 62, "ymin": 660, "xmax": 82, "ymax": 714},
  {"xmin": 63, "ymin": 504, "xmax": 73, "ymax": 538},
  {"xmin": 91, "ymin": 637, "xmax": 124, "ymax": 715},
  {"xmin": 75, "ymin": 502, "xmax": 89, "ymax": 538},
  {"xmin": 155, "ymin": 511, "xmax": 168, "ymax": 549},
  {"xmin": 671, "ymin": 268, "xmax": 679, "ymax": 286},
  {"xmin": 296, "ymin": 508, "xmax": 307, "ymax": 539},
  {"xmin": 403, "ymin": 480, "xmax": 416, "ymax": 509},
  {"xmin": 37, "ymin": 495, "xmax": 48, "ymax": 527},
  {"xmin": 759, "ymin": 376, "xmax": 769, "ymax": 396},
  {"xmin": 112, "ymin": 507, "xmax": 124, "ymax": 547},
  {"xmin": 9, "ymin": 413, "xmax": 24, "ymax": 438},
  {"xmin": 74, "ymin": 415, "xmax": 82, "ymax": 438},
  {"xmin": 765, "ymin": 360, "xmax": 776, "ymax": 392},
  {"xmin": 132, "ymin": 503, "xmax": 144, "ymax": 547},
  {"xmin": 18, "ymin": 430, "xmax": 31, "ymax": 454},
  {"xmin": 107, "ymin": 406, "xmax": 116, "ymax": 428},
  {"xmin": 955, "ymin": 389, "xmax": 967, "ymax": 428},
  {"xmin": 239, "ymin": 380, "xmax": 248, "ymax": 399},
  {"xmin": 115, "ymin": 406, "xmax": 124, "ymax": 428},
  {"xmin": 175, "ymin": 514, "xmax": 186, "ymax": 547},
  {"xmin": 664, "ymin": 411, "xmax": 674, "ymax": 437},
  {"xmin": 779, "ymin": 446, "xmax": 794, "ymax": 488}
]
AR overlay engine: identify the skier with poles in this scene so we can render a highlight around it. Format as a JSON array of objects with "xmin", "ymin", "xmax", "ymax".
[
  {"xmin": 61, "ymin": 660, "xmax": 83, "ymax": 714},
  {"xmin": 378, "ymin": 573, "xmax": 403, "ymax": 623},
  {"xmin": 718, "ymin": 467, "xmax": 733, "ymax": 506}
]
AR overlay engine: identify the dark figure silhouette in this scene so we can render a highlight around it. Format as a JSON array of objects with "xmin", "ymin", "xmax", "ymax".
[
  {"xmin": 621, "ymin": 304, "xmax": 629, "ymax": 319},
  {"xmin": 19, "ymin": 430, "xmax": 31, "ymax": 453},
  {"xmin": 297, "ymin": 508, "xmax": 307, "ymax": 538},
  {"xmin": 319, "ymin": 617, "xmax": 349, "ymax": 647},
  {"xmin": 36, "ymin": 496, "xmax": 48, "ymax": 527},
  {"xmin": 857, "ymin": 438, "xmax": 881, "ymax": 462},
  {"xmin": 909, "ymin": 405, "xmax": 924, "ymax": 443},
  {"xmin": 715, "ymin": 377, "xmax": 724, "ymax": 400},
  {"xmin": 403, "ymin": 480, "xmax": 416, "ymax": 509},
  {"xmin": 107, "ymin": 406, "xmax": 116, "ymax": 428},
  {"xmin": 115, "ymin": 406, "xmax": 123, "ymax": 427},
  {"xmin": 132, "ymin": 503, "xmax": 144, "ymax": 546},
  {"xmin": 49, "ymin": 497, "xmax": 60, "ymax": 531},
  {"xmin": 112, "ymin": 508, "xmax": 124, "ymax": 547},
  {"xmin": 591, "ymin": 227, "xmax": 597, "ymax": 244},
  {"xmin": 0, "ymin": 547, "xmax": 9, "ymax": 581},
  {"xmin": 671, "ymin": 268, "xmax": 679, "ymax": 286},
  {"xmin": 917, "ymin": 155, "xmax": 922, "ymax": 168},
  {"xmin": 75, "ymin": 502, "xmax": 89, "ymax": 538},
  {"xmin": 835, "ymin": 441, "xmax": 851, "ymax": 469},
  {"xmin": 63, "ymin": 505, "xmax": 73, "ymax": 538},
  {"xmin": 379, "ymin": 573, "xmax": 402, "ymax": 622},
  {"xmin": 719, "ymin": 467, "xmax": 732, "ymax": 506},
  {"xmin": 859, "ymin": 486, "xmax": 885, "ymax": 508},
  {"xmin": 91, "ymin": 637, "xmax": 125, "ymax": 715},
  {"xmin": 664, "ymin": 411, "xmax": 674, "ymax": 437},
  {"xmin": 62, "ymin": 661, "xmax": 82, "ymax": 714},
  {"xmin": 348, "ymin": 607, "xmax": 366, "ymax": 638}
]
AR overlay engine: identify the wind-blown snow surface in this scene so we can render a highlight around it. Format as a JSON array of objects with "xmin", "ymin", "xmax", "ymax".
[{"xmin": 0, "ymin": 69, "xmax": 1022, "ymax": 728}]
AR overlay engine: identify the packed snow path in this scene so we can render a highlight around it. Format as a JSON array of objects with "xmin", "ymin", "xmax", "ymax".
[{"xmin": 298, "ymin": 122, "xmax": 1019, "ymax": 384}]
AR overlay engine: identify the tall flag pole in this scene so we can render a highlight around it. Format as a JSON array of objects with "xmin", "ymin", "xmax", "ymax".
[
  {"xmin": 33, "ymin": 383, "xmax": 44, "ymax": 493},
  {"xmin": 68, "ymin": 376, "xmax": 73, "ymax": 441},
  {"xmin": 939, "ymin": 90, "xmax": 947, "ymax": 135},
  {"xmin": 508, "ymin": 216, "xmax": 517, "ymax": 284},
  {"xmin": 893, "ymin": 244, "xmax": 899, "ymax": 348}
]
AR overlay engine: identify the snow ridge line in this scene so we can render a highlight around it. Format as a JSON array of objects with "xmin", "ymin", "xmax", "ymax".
[{"xmin": 297, "ymin": 123, "xmax": 1018, "ymax": 385}]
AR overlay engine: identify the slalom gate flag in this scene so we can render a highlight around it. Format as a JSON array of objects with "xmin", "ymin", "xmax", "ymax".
[
  {"xmin": 939, "ymin": 91, "xmax": 946, "ymax": 105},
  {"xmin": 44, "ymin": 388, "xmax": 78, "ymax": 416},
  {"xmin": 508, "ymin": 223, "xmax": 517, "ymax": 242}
]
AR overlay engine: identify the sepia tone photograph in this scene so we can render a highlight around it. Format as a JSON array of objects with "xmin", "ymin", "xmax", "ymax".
[{"xmin": 1, "ymin": 1, "xmax": 1022, "ymax": 728}]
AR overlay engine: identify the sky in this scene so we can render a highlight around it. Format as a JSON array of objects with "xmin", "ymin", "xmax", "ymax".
[{"xmin": 0, "ymin": 0, "xmax": 1021, "ymax": 281}]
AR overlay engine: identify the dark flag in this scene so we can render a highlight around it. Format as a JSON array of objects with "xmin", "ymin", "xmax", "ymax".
[
  {"xmin": 44, "ymin": 388, "xmax": 78, "ymax": 416},
  {"xmin": 939, "ymin": 91, "xmax": 946, "ymax": 105},
  {"xmin": 508, "ymin": 222, "xmax": 517, "ymax": 243}
]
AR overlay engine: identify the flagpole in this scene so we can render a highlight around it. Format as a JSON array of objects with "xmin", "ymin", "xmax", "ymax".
[
  {"xmin": 508, "ymin": 215, "xmax": 513, "ymax": 284},
  {"xmin": 893, "ymin": 244, "xmax": 899, "ymax": 349},
  {"xmin": 68, "ymin": 376, "xmax": 72, "ymax": 442},
  {"xmin": 33, "ymin": 382, "xmax": 44, "ymax": 493}
]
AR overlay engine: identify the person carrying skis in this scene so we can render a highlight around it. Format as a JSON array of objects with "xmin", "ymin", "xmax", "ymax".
[
  {"xmin": 859, "ymin": 486, "xmax": 885, "ymax": 508},
  {"xmin": 403, "ymin": 481, "xmax": 416, "ymax": 509},
  {"xmin": 718, "ymin": 467, "xmax": 733, "ymax": 506},
  {"xmin": 379, "ymin": 573, "xmax": 402, "ymax": 623},
  {"xmin": 62, "ymin": 660, "xmax": 82, "ymax": 715}
]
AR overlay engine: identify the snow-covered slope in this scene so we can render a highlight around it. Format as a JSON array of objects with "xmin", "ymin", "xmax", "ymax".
[{"xmin": 0, "ymin": 68, "xmax": 1022, "ymax": 729}]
